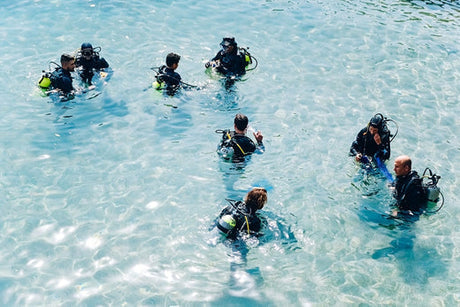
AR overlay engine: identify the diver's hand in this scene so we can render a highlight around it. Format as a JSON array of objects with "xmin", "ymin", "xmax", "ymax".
[
  {"xmin": 355, "ymin": 153, "xmax": 362, "ymax": 162},
  {"xmin": 374, "ymin": 133, "xmax": 381, "ymax": 145},
  {"xmin": 253, "ymin": 131, "xmax": 263, "ymax": 143},
  {"xmin": 207, "ymin": 60, "xmax": 220, "ymax": 68}
]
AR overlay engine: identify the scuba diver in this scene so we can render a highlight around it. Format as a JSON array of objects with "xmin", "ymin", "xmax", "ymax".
[
  {"xmin": 153, "ymin": 53, "xmax": 182, "ymax": 95},
  {"xmin": 49, "ymin": 53, "xmax": 76, "ymax": 96},
  {"xmin": 216, "ymin": 113, "xmax": 264, "ymax": 163},
  {"xmin": 152, "ymin": 52, "xmax": 200, "ymax": 95},
  {"xmin": 215, "ymin": 188, "xmax": 268, "ymax": 240},
  {"xmin": 350, "ymin": 113, "xmax": 395, "ymax": 163},
  {"xmin": 205, "ymin": 37, "xmax": 249, "ymax": 77},
  {"xmin": 75, "ymin": 42, "xmax": 109, "ymax": 85},
  {"xmin": 391, "ymin": 155, "xmax": 443, "ymax": 217}
]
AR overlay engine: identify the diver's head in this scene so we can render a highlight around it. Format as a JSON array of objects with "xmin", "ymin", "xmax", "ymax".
[
  {"xmin": 368, "ymin": 113, "xmax": 384, "ymax": 135},
  {"xmin": 166, "ymin": 52, "xmax": 181, "ymax": 69},
  {"xmin": 234, "ymin": 113, "xmax": 249, "ymax": 133},
  {"xmin": 220, "ymin": 37, "xmax": 237, "ymax": 54},
  {"xmin": 369, "ymin": 114, "xmax": 383, "ymax": 129},
  {"xmin": 60, "ymin": 53, "xmax": 76, "ymax": 72},
  {"xmin": 394, "ymin": 155, "xmax": 411, "ymax": 177},
  {"xmin": 245, "ymin": 187, "xmax": 268, "ymax": 211},
  {"xmin": 81, "ymin": 42, "xmax": 94, "ymax": 59}
]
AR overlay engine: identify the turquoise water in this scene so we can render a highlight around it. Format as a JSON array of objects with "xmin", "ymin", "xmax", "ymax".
[{"xmin": 1, "ymin": 0, "xmax": 459, "ymax": 305}]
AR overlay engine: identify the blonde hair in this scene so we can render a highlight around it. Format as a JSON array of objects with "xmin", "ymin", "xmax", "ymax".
[{"xmin": 245, "ymin": 187, "xmax": 267, "ymax": 210}]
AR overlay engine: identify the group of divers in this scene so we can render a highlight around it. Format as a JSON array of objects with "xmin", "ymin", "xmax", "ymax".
[
  {"xmin": 37, "ymin": 37, "xmax": 443, "ymax": 241},
  {"xmin": 37, "ymin": 37, "xmax": 256, "ymax": 100}
]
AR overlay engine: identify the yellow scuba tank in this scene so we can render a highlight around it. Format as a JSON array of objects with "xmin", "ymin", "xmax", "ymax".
[
  {"xmin": 38, "ymin": 71, "xmax": 51, "ymax": 89},
  {"xmin": 245, "ymin": 54, "xmax": 252, "ymax": 67},
  {"xmin": 239, "ymin": 47, "xmax": 252, "ymax": 67},
  {"xmin": 152, "ymin": 81, "xmax": 165, "ymax": 90},
  {"xmin": 152, "ymin": 65, "xmax": 166, "ymax": 90}
]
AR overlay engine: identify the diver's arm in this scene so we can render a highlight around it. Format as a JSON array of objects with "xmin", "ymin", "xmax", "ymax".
[
  {"xmin": 350, "ymin": 131, "xmax": 364, "ymax": 161},
  {"xmin": 61, "ymin": 77, "xmax": 74, "ymax": 94},
  {"xmin": 376, "ymin": 132, "xmax": 391, "ymax": 160},
  {"xmin": 97, "ymin": 57, "xmax": 109, "ymax": 69},
  {"xmin": 205, "ymin": 52, "xmax": 222, "ymax": 68},
  {"xmin": 253, "ymin": 131, "xmax": 264, "ymax": 153}
]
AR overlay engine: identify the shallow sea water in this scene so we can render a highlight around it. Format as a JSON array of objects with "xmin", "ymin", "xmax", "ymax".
[{"xmin": 1, "ymin": 0, "xmax": 460, "ymax": 305}]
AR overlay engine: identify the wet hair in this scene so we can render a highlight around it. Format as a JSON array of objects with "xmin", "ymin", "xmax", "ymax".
[
  {"xmin": 245, "ymin": 187, "xmax": 267, "ymax": 211},
  {"xmin": 234, "ymin": 113, "xmax": 249, "ymax": 131},
  {"xmin": 166, "ymin": 53, "xmax": 181, "ymax": 67},
  {"xmin": 60, "ymin": 53, "xmax": 74, "ymax": 65}
]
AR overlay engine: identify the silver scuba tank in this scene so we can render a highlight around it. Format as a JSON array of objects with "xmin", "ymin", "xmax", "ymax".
[
  {"xmin": 422, "ymin": 168, "xmax": 441, "ymax": 209},
  {"xmin": 426, "ymin": 183, "xmax": 441, "ymax": 208}
]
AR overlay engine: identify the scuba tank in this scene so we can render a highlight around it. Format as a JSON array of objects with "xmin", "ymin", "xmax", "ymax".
[
  {"xmin": 150, "ymin": 65, "xmax": 198, "ymax": 91},
  {"xmin": 217, "ymin": 214, "xmax": 237, "ymax": 236},
  {"xmin": 38, "ymin": 61, "xmax": 61, "ymax": 97},
  {"xmin": 239, "ymin": 47, "xmax": 252, "ymax": 66},
  {"xmin": 215, "ymin": 129, "xmax": 235, "ymax": 159},
  {"xmin": 239, "ymin": 47, "xmax": 258, "ymax": 71},
  {"xmin": 426, "ymin": 184, "xmax": 441, "ymax": 206},
  {"xmin": 216, "ymin": 199, "xmax": 251, "ymax": 237},
  {"xmin": 152, "ymin": 80, "xmax": 165, "ymax": 90},
  {"xmin": 38, "ymin": 61, "xmax": 61, "ymax": 91},
  {"xmin": 218, "ymin": 145, "xmax": 234, "ymax": 159},
  {"xmin": 151, "ymin": 66, "xmax": 166, "ymax": 90},
  {"xmin": 422, "ymin": 168, "xmax": 443, "ymax": 212},
  {"xmin": 38, "ymin": 71, "xmax": 52, "ymax": 89}
]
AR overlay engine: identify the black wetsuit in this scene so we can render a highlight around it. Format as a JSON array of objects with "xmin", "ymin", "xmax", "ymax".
[
  {"xmin": 350, "ymin": 127, "xmax": 391, "ymax": 161},
  {"xmin": 218, "ymin": 130, "xmax": 264, "ymax": 163},
  {"xmin": 217, "ymin": 201, "xmax": 261, "ymax": 240},
  {"xmin": 211, "ymin": 49, "xmax": 246, "ymax": 77},
  {"xmin": 50, "ymin": 67, "xmax": 73, "ymax": 94},
  {"xmin": 157, "ymin": 65, "xmax": 181, "ymax": 94},
  {"xmin": 393, "ymin": 171, "xmax": 427, "ymax": 213},
  {"xmin": 75, "ymin": 54, "xmax": 109, "ymax": 84}
]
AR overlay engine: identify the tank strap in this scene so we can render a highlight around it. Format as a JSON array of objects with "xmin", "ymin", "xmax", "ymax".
[
  {"xmin": 154, "ymin": 65, "xmax": 166, "ymax": 81},
  {"xmin": 226, "ymin": 131, "xmax": 246, "ymax": 155},
  {"xmin": 244, "ymin": 216, "xmax": 250, "ymax": 234},
  {"xmin": 400, "ymin": 175, "xmax": 422, "ymax": 201}
]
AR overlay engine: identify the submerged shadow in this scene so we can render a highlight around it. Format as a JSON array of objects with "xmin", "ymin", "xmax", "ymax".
[
  {"xmin": 153, "ymin": 94, "xmax": 193, "ymax": 139},
  {"xmin": 218, "ymin": 159, "xmax": 251, "ymax": 200},
  {"xmin": 212, "ymin": 84, "xmax": 241, "ymax": 111},
  {"xmin": 371, "ymin": 225, "xmax": 447, "ymax": 285},
  {"xmin": 154, "ymin": 107, "xmax": 193, "ymax": 138},
  {"xmin": 353, "ymin": 162, "xmax": 448, "ymax": 286},
  {"xmin": 33, "ymin": 93, "xmax": 128, "ymax": 152}
]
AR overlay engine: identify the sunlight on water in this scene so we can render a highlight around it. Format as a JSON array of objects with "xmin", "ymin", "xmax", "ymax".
[{"xmin": 0, "ymin": 0, "xmax": 459, "ymax": 305}]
